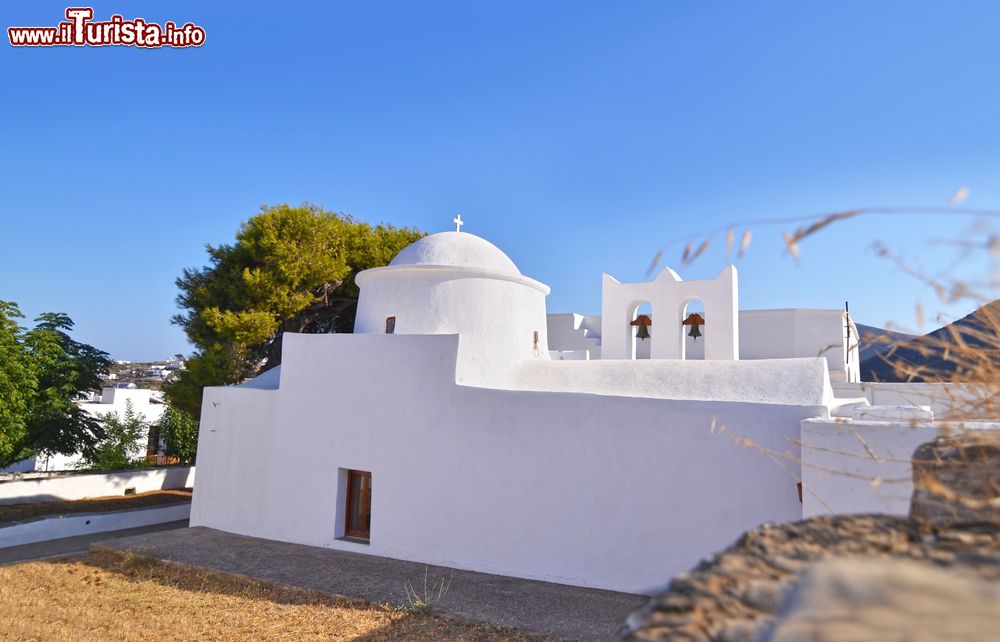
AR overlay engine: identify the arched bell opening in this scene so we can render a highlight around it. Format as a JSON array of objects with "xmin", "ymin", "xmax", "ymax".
[
  {"xmin": 680, "ymin": 299, "xmax": 705, "ymax": 360},
  {"xmin": 628, "ymin": 300, "xmax": 653, "ymax": 360}
]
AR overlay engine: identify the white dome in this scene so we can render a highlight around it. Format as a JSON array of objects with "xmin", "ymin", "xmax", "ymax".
[{"xmin": 389, "ymin": 232, "xmax": 520, "ymax": 276}]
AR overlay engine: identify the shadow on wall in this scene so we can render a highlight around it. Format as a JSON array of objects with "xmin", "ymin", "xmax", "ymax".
[{"xmin": 157, "ymin": 467, "xmax": 192, "ymax": 491}]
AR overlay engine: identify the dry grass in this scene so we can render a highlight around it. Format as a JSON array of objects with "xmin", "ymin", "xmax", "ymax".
[
  {"xmin": 0, "ymin": 489, "xmax": 193, "ymax": 525},
  {"xmin": 0, "ymin": 549, "xmax": 553, "ymax": 642}
]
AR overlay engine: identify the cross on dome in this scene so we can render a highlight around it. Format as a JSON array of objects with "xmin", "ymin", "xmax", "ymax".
[{"xmin": 453, "ymin": 214, "xmax": 464, "ymax": 232}]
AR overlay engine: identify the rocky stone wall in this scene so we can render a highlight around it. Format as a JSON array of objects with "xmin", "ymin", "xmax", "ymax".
[{"xmin": 623, "ymin": 430, "xmax": 1000, "ymax": 641}]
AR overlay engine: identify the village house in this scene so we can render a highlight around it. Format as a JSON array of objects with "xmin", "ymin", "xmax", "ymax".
[{"xmin": 2, "ymin": 386, "xmax": 166, "ymax": 473}]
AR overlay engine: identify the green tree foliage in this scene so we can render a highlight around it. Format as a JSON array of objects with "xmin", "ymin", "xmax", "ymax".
[
  {"xmin": 23, "ymin": 313, "xmax": 110, "ymax": 460},
  {"xmin": 166, "ymin": 204, "xmax": 423, "ymax": 418},
  {"xmin": 0, "ymin": 303, "xmax": 111, "ymax": 468},
  {"xmin": 81, "ymin": 400, "xmax": 148, "ymax": 471},
  {"xmin": 159, "ymin": 405, "xmax": 199, "ymax": 465},
  {"xmin": 0, "ymin": 302, "xmax": 35, "ymax": 465}
]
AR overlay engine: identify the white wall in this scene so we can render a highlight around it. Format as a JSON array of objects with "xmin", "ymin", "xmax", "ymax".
[
  {"xmin": 0, "ymin": 503, "xmax": 190, "ymax": 548},
  {"xmin": 831, "ymin": 382, "xmax": 982, "ymax": 419},
  {"xmin": 740, "ymin": 309, "xmax": 858, "ymax": 383},
  {"xmin": 549, "ymin": 308, "xmax": 859, "ymax": 382},
  {"xmin": 546, "ymin": 313, "xmax": 602, "ymax": 360},
  {"xmin": 601, "ymin": 266, "xmax": 738, "ymax": 361},
  {"xmin": 355, "ymin": 267, "xmax": 551, "ymax": 386},
  {"xmin": 29, "ymin": 452, "xmax": 86, "ymax": 472},
  {"xmin": 800, "ymin": 419, "xmax": 998, "ymax": 517},
  {"xmin": 0, "ymin": 467, "xmax": 194, "ymax": 504},
  {"xmin": 83, "ymin": 387, "xmax": 165, "ymax": 422},
  {"xmin": 510, "ymin": 357, "xmax": 831, "ymax": 407},
  {"xmin": 193, "ymin": 333, "xmax": 824, "ymax": 595}
]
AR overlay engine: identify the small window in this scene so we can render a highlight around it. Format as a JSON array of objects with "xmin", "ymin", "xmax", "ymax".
[
  {"xmin": 345, "ymin": 469, "xmax": 372, "ymax": 540},
  {"xmin": 385, "ymin": 316, "xmax": 396, "ymax": 334}
]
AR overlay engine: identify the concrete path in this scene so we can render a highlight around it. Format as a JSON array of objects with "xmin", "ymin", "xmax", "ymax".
[
  {"xmin": 95, "ymin": 527, "xmax": 647, "ymax": 641},
  {"xmin": 0, "ymin": 519, "xmax": 188, "ymax": 566}
]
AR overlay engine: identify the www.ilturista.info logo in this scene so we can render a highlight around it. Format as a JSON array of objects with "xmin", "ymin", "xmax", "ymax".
[{"xmin": 8, "ymin": 7, "xmax": 205, "ymax": 48}]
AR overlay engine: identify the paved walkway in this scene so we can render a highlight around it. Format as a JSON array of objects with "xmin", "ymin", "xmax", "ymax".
[
  {"xmin": 0, "ymin": 520, "xmax": 188, "ymax": 566},
  {"xmin": 95, "ymin": 527, "xmax": 647, "ymax": 641}
]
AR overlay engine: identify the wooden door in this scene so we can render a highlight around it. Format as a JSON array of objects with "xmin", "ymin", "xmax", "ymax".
[{"xmin": 345, "ymin": 470, "xmax": 372, "ymax": 539}]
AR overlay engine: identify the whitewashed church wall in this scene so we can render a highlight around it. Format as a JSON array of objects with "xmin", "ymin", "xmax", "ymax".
[
  {"xmin": 549, "ymin": 350, "xmax": 589, "ymax": 360},
  {"xmin": 601, "ymin": 267, "xmax": 739, "ymax": 361},
  {"xmin": 830, "ymin": 382, "xmax": 982, "ymax": 419},
  {"xmin": 546, "ymin": 313, "xmax": 601, "ymax": 359},
  {"xmin": 354, "ymin": 270, "xmax": 550, "ymax": 386},
  {"xmin": 510, "ymin": 357, "xmax": 832, "ymax": 407},
  {"xmin": 800, "ymin": 418, "xmax": 999, "ymax": 518},
  {"xmin": 193, "ymin": 333, "xmax": 822, "ymax": 595},
  {"xmin": 550, "ymin": 308, "xmax": 856, "ymax": 379},
  {"xmin": 191, "ymin": 386, "xmax": 278, "ymax": 533},
  {"xmin": 737, "ymin": 309, "xmax": 855, "ymax": 380}
]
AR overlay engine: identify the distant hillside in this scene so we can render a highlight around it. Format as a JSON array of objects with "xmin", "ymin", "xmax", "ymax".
[
  {"xmin": 860, "ymin": 301, "xmax": 1000, "ymax": 382},
  {"xmin": 855, "ymin": 324, "xmax": 916, "ymax": 363}
]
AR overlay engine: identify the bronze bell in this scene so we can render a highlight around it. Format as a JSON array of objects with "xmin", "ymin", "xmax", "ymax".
[
  {"xmin": 682, "ymin": 312, "xmax": 705, "ymax": 342},
  {"xmin": 631, "ymin": 314, "xmax": 652, "ymax": 341}
]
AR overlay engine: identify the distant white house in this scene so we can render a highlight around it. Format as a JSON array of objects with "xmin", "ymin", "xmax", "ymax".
[{"xmin": 3, "ymin": 387, "xmax": 166, "ymax": 473}]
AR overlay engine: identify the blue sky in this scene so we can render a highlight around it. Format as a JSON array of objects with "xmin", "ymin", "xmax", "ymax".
[{"xmin": 2, "ymin": 1, "xmax": 999, "ymax": 360}]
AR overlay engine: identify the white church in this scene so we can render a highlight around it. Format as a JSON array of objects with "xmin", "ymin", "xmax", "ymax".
[{"xmin": 191, "ymin": 220, "xmax": 969, "ymax": 595}]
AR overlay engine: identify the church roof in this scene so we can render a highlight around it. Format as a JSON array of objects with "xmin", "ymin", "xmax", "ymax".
[{"xmin": 389, "ymin": 231, "xmax": 521, "ymax": 276}]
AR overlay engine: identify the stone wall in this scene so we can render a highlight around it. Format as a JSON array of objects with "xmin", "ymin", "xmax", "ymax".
[{"xmin": 623, "ymin": 430, "xmax": 1000, "ymax": 641}]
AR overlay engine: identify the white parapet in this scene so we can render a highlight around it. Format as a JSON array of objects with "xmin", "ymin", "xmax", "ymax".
[
  {"xmin": 0, "ymin": 467, "xmax": 195, "ymax": 505},
  {"xmin": 0, "ymin": 503, "xmax": 190, "ymax": 548},
  {"xmin": 852, "ymin": 405, "xmax": 934, "ymax": 422}
]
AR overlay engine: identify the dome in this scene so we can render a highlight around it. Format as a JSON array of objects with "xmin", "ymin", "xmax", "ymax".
[{"xmin": 389, "ymin": 232, "xmax": 521, "ymax": 276}]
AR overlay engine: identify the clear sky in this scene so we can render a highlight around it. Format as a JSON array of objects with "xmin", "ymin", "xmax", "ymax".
[{"xmin": 3, "ymin": 1, "xmax": 999, "ymax": 360}]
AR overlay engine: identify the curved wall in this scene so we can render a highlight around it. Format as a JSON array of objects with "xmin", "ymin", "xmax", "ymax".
[{"xmin": 355, "ymin": 267, "xmax": 551, "ymax": 385}]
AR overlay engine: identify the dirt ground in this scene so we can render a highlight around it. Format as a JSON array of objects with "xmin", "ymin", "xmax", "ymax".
[{"xmin": 0, "ymin": 549, "xmax": 556, "ymax": 642}]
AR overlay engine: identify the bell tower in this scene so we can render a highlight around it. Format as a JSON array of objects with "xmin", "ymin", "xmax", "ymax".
[{"xmin": 600, "ymin": 266, "xmax": 739, "ymax": 361}]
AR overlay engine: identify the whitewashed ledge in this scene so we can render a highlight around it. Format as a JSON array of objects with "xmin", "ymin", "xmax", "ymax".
[
  {"xmin": 0, "ymin": 466, "xmax": 195, "ymax": 505},
  {"xmin": 0, "ymin": 503, "xmax": 191, "ymax": 548}
]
